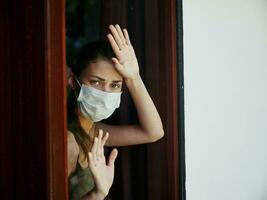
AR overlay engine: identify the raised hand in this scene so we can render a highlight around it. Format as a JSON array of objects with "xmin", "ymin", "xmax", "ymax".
[
  {"xmin": 88, "ymin": 129, "xmax": 118, "ymax": 197},
  {"xmin": 107, "ymin": 24, "xmax": 140, "ymax": 80}
]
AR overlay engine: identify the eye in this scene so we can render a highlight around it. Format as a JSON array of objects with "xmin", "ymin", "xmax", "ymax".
[
  {"xmin": 111, "ymin": 83, "xmax": 122, "ymax": 89},
  {"xmin": 89, "ymin": 80, "xmax": 100, "ymax": 86}
]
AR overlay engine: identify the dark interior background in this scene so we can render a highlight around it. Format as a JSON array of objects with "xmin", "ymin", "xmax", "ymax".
[
  {"xmin": 66, "ymin": 0, "xmax": 181, "ymax": 199},
  {"xmin": 66, "ymin": 1, "xmax": 152, "ymax": 199}
]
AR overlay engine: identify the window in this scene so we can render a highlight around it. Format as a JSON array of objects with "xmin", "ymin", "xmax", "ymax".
[{"xmin": 0, "ymin": 0, "xmax": 183, "ymax": 199}]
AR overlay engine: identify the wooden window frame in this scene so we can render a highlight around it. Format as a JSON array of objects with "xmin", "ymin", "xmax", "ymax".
[
  {"xmin": 0, "ymin": 0, "xmax": 183, "ymax": 199},
  {"xmin": 45, "ymin": 0, "xmax": 68, "ymax": 199},
  {"xmin": 0, "ymin": 0, "xmax": 67, "ymax": 199}
]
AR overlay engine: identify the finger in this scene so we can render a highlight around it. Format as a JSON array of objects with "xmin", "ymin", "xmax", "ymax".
[
  {"xmin": 112, "ymin": 57, "xmax": 124, "ymax": 72},
  {"xmin": 91, "ymin": 137, "xmax": 98, "ymax": 158},
  {"xmin": 101, "ymin": 132, "xmax": 109, "ymax": 147},
  {"xmin": 88, "ymin": 152, "xmax": 96, "ymax": 168},
  {"xmin": 123, "ymin": 28, "xmax": 131, "ymax": 45},
  {"xmin": 107, "ymin": 148, "xmax": 118, "ymax": 167},
  {"xmin": 109, "ymin": 25, "xmax": 123, "ymax": 49},
  {"xmin": 96, "ymin": 129, "xmax": 103, "ymax": 158},
  {"xmin": 107, "ymin": 34, "xmax": 120, "ymax": 58},
  {"xmin": 115, "ymin": 24, "xmax": 126, "ymax": 45},
  {"xmin": 100, "ymin": 132, "xmax": 109, "ymax": 157}
]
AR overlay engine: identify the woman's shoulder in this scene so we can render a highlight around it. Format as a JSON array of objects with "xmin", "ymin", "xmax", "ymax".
[
  {"xmin": 68, "ymin": 131, "xmax": 80, "ymax": 175},
  {"xmin": 68, "ymin": 130, "xmax": 90, "ymax": 170},
  {"xmin": 68, "ymin": 131, "xmax": 79, "ymax": 151}
]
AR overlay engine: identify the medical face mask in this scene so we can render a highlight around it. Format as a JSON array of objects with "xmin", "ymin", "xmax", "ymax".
[{"xmin": 74, "ymin": 76, "xmax": 122, "ymax": 122}]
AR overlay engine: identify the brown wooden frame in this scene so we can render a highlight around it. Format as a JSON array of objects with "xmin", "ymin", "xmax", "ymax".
[
  {"xmin": 0, "ymin": 0, "xmax": 67, "ymax": 199},
  {"xmin": 45, "ymin": 0, "xmax": 68, "ymax": 199}
]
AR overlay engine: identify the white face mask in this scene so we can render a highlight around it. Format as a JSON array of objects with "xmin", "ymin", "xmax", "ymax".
[{"xmin": 75, "ymin": 76, "xmax": 122, "ymax": 122}]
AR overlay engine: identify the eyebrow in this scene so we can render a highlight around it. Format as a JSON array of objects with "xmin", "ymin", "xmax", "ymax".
[{"xmin": 90, "ymin": 75, "xmax": 123, "ymax": 83}]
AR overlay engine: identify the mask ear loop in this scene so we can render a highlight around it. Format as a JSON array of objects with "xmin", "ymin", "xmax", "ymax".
[
  {"xmin": 74, "ymin": 75, "xmax": 82, "ymax": 87},
  {"xmin": 73, "ymin": 75, "xmax": 82, "ymax": 99}
]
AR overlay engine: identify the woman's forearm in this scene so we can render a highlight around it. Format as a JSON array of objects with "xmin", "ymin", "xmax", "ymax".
[
  {"xmin": 125, "ymin": 74, "xmax": 164, "ymax": 141},
  {"xmin": 106, "ymin": 24, "xmax": 164, "ymax": 142}
]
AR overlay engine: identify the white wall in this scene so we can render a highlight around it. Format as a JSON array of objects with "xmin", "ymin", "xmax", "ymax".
[{"xmin": 183, "ymin": 1, "xmax": 267, "ymax": 200}]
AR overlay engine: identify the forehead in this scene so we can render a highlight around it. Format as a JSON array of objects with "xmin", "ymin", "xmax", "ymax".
[{"xmin": 82, "ymin": 59, "xmax": 123, "ymax": 81}]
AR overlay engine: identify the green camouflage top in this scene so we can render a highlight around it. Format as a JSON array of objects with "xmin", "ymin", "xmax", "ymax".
[
  {"xmin": 68, "ymin": 118, "xmax": 96, "ymax": 200},
  {"xmin": 68, "ymin": 158, "xmax": 95, "ymax": 200}
]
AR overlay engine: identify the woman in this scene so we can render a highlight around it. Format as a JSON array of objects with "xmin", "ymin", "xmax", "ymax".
[{"xmin": 68, "ymin": 24, "xmax": 164, "ymax": 199}]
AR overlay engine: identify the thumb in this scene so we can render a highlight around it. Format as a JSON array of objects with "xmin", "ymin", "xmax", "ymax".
[{"xmin": 107, "ymin": 148, "xmax": 118, "ymax": 167}]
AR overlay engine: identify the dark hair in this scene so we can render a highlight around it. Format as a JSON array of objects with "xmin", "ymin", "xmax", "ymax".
[
  {"xmin": 67, "ymin": 40, "xmax": 115, "ymax": 164},
  {"xmin": 72, "ymin": 40, "xmax": 116, "ymax": 77}
]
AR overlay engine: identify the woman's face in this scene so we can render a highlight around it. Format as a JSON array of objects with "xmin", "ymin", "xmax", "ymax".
[{"xmin": 79, "ymin": 59, "xmax": 123, "ymax": 93}]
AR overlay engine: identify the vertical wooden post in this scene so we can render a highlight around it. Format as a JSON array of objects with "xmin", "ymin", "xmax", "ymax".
[
  {"xmin": 0, "ymin": 0, "xmax": 68, "ymax": 199},
  {"xmin": 45, "ymin": 0, "xmax": 68, "ymax": 199}
]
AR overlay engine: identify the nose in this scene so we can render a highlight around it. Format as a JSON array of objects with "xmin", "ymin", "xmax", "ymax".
[{"xmin": 101, "ymin": 83, "xmax": 111, "ymax": 92}]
